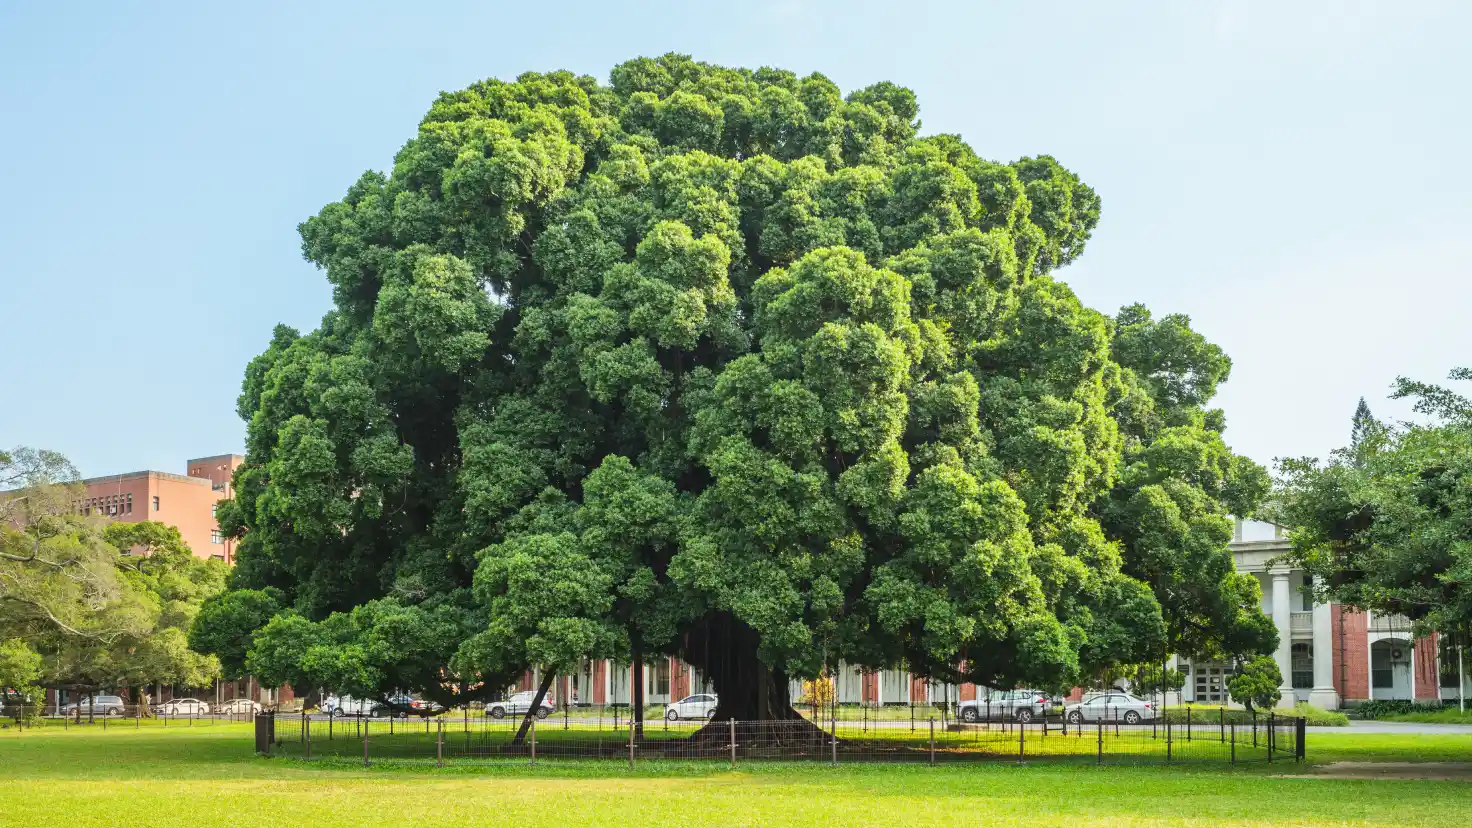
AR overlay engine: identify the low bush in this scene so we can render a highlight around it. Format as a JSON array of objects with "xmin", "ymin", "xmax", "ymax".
[
  {"xmin": 1160, "ymin": 702, "xmax": 1347, "ymax": 726},
  {"xmin": 1354, "ymin": 700, "xmax": 1443, "ymax": 720}
]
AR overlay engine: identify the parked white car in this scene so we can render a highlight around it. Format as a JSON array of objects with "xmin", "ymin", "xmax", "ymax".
[
  {"xmin": 323, "ymin": 696, "xmax": 373, "ymax": 717},
  {"xmin": 487, "ymin": 690, "xmax": 553, "ymax": 719},
  {"xmin": 1063, "ymin": 692, "xmax": 1155, "ymax": 724},
  {"xmin": 958, "ymin": 689, "xmax": 1052, "ymax": 723},
  {"xmin": 218, "ymin": 698, "xmax": 262, "ymax": 715},
  {"xmin": 154, "ymin": 698, "xmax": 210, "ymax": 716},
  {"xmin": 61, "ymin": 695, "xmax": 127, "ymax": 716},
  {"xmin": 664, "ymin": 694, "xmax": 718, "ymax": 721}
]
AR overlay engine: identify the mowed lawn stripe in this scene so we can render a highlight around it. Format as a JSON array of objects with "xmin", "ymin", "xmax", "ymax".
[{"xmin": 2, "ymin": 726, "xmax": 1470, "ymax": 826}]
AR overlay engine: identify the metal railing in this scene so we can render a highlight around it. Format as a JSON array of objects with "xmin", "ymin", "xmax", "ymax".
[
  {"xmin": 1369, "ymin": 613, "xmax": 1413, "ymax": 633},
  {"xmin": 2, "ymin": 704, "xmax": 261, "ymax": 730},
  {"xmin": 253, "ymin": 710, "xmax": 1304, "ymax": 767}
]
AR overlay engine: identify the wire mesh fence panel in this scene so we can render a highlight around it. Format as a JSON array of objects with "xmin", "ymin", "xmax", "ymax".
[
  {"xmin": 1, "ymin": 704, "xmax": 266, "ymax": 731},
  {"xmin": 258, "ymin": 711, "xmax": 1304, "ymax": 766}
]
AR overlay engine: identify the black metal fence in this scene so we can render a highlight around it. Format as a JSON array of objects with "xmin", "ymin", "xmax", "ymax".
[{"xmin": 254, "ymin": 710, "xmax": 1304, "ymax": 767}]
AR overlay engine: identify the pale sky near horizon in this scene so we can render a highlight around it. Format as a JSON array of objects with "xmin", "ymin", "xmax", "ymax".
[{"xmin": 1, "ymin": 1, "xmax": 1468, "ymax": 479}]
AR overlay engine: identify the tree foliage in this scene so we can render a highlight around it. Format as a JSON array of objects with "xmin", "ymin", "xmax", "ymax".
[
  {"xmin": 1226, "ymin": 654, "xmax": 1282, "ymax": 712},
  {"xmin": 1279, "ymin": 370, "xmax": 1472, "ymax": 636},
  {"xmin": 209, "ymin": 55, "xmax": 1270, "ymax": 719},
  {"xmin": 0, "ymin": 638, "xmax": 43, "ymax": 705},
  {"xmin": 1, "ymin": 447, "xmax": 225, "ymax": 696}
]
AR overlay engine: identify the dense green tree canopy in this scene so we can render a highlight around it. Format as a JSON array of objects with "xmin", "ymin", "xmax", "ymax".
[
  {"xmin": 213, "ymin": 55, "xmax": 1270, "ymax": 719},
  {"xmin": 1279, "ymin": 371, "xmax": 1472, "ymax": 638}
]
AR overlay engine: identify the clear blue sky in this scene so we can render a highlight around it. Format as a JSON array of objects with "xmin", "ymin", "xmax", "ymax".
[{"xmin": 2, "ymin": 0, "xmax": 1468, "ymax": 478}]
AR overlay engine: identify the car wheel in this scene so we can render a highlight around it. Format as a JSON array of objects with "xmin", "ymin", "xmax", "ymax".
[
  {"xmin": 666, "ymin": 709, "xmax": 679, "ymax": 721},
  {"xmin": 1015, "ymin": 708, "xmax": 1033, "ymax": 723},
  {"xmin": 489, "ymin": 707, "xmax": 505, "ymax": 719},
  {"xmin": 1067, "ymin": 711, "xmax": 1083, "ymax": 724},
  {"xmin": 961, "ymin": 708, "xmax": 979, "ymax": 723},
  {"xmin": 1123, "ymin": 711, "xmax": 1141, "ymax": 725},
  {"xmin": 535, "ymin": 708, "xmax": 550, "ymax": 720}
]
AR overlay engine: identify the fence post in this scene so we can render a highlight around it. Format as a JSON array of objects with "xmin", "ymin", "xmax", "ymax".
[
  {"xmin": 363, "ymin": 718, "xmax": 369, "ymax": 768},
  {"xmin": 1230, "ymin": 722, "xmax": 1236, "ymax": 764},
  {"xmin": 437, "ymin": 719, "xmax": 444, "ymax": 767},
  {"xmin": 1267, "ymin": 712, "xmax": 1274, "ymax": 764},
  {"xmin": 831, "ymin": 713, "xmax": 838, "ymax": 765},
  {"xmin": 1186, "ymin": 706, "xmax": 1191, "ymax": 742},
  {"xmin": 728, "ymin": 718, "xmax": 736, "ymax": 770},
  {"xmin": 530, "ymin": 715, "xmax": 536, "ymax": 766},
  {"xmin": 1166, "ymin": 719, "xmax": 1171, "ymax": 763},
  {"xmin": 1096, "ymin": 717, "xmax": 1102, "ymax": 765},
  {"xmin": 304, "ymin": 712, "xmax": 311, "ymax": 760},
  {"xmin": 628, "ymin": 715, "xmax": 636, "ymax": 769},
  {"xmin": 1296, "ymin": 716, "xmax": 1306, "ymax": 761},
  {"xmin": 1219, "ymin": 708, "xmax": 1224, "ymax": 743},
  {"xmin": 929, "ymin": 717, "xmax": 935, "ymax": 766},
  {"xmin": 1252, "ymin": 711, "xmax": 1258, "ymax": 748}
]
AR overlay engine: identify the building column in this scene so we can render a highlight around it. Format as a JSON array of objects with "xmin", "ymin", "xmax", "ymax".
[
  {"xmin": 1309, "ymin": 598, "xmax": 1340, "ymax": 710},
  {"xmin": 1272, "ymin": 572, "xmax": 1293, "ymax": 697}
]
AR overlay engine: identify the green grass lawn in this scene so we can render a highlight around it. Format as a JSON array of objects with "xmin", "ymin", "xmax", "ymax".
[{"xmin": 1, "ymin": 725, "xmax": 1470, "ymax": 826}]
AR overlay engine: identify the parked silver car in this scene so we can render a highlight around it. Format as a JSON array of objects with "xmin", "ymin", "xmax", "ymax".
[
  {"xmin": 61, "ymin": 695, "xmax": 126, "ymax": 716},
  {"xmin": 958, "ymin": 689, "xmax": 1051, "ymax": 723},
  {"xmin": 1063, "ymin": 692, "xmax": 1156, "ymax": 724},
  {"xmin": 664, "ymin": 694, "xmax": 718, "ymax": 721},
  {"xmin": 218, "ymin": 698, "xmax": 262, "ymax": 715},
  {"xmin": 153, "ymin": 698, "xmax": 210, "ymax": 716},
  {"xmin": 487, "ymin": 690, "xmax": 553, "ymax": 719},
  {"xmin": 323, "ymin": 695, "xmax": 373, "ymax": 717}
]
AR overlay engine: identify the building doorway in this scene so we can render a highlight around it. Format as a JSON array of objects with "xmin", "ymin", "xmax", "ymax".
[{"xmin": 1371, "ymin": 639, "xmax": 1413, "ymax": 700}]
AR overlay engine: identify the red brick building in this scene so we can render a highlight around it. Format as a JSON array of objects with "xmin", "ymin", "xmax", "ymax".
[{"xmin": 75, "ymin": 454, "xmax": 242, "ymax": 563}]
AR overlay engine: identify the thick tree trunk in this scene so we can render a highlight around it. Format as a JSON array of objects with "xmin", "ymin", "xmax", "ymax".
[
  {"xmin": 681, "ymin": 612, "xmax": 827, "ymax": 746},
  {"xmin": 510, "ymin": 672, "xmax": 555, "ymax": 746}
]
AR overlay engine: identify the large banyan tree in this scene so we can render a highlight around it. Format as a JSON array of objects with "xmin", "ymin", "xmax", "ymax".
[{"xmin": 202, "ymin": 55, "xmax": 1276, "ymax": 724}]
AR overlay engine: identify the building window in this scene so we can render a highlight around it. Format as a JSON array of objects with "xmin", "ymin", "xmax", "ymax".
[
  {"xmin": 650, "ymin": 659, "xmax": 670, "ymax": 698},
  {"xmin": 1371, "ymin": 645, "xmax": 1396, "ymax": 690},
  {"xmin": 1440, "ymin": 638, "xmax": 1464, "ymax": 689},
  {"xmin": 211, "ymin": 530, "xmax": 223, "ymax": 545},
  {"xmin": 1291, "ymin": 642, "xmax": 1313, "ymax": 689},
  {"xmin": 152, "ymin": 496, "xmax": 160, "ymax": 511},
  {"xmin": 211, "ymin": 504, "xmax": 218, "ymax": 518},
  {"xmin": 1301, "ymin": 574, "xmax": 1314, "ymax": 611}
]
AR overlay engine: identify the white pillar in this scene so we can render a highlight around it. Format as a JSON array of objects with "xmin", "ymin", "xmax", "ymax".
[
  {"xmin": 1308, "ymin": 598, "xmax": 1339, "ymax": 710},
  {"xmin": 1272, "ymin": 572, "xmax": 1293, "ymax": 698}
]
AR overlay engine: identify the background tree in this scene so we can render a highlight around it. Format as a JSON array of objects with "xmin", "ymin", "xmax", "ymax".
[
  {"xmin": 1100, "ymin": 305, "xmax": 1277, "ymax": 666},
  {"xmin": 0, "ymin": 446, "xmax": 144, "ymax": 644},
  {"xmin": 1279, "ymin": 369, "xmax": 1472, "ymax": 639},
  {"xmin": 1, "ymin": 447, "xmax": 224, "ymax": 707},
  {"xmin": 1226, "ymin": 655, "xmax": 1282, "ymax": 712},
  {"xmin": 0, "ymin": 638, "xmax": 43, "ymax": 711},
  {"xmin": 207, "ymin": 55, "xmax": 1268, "ymax": 727}
]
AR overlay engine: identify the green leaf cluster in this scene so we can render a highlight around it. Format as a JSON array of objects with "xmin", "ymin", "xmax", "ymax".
[{"xmin": 209, "ymin": 55, "xmax": 1270, "ymax": 708}]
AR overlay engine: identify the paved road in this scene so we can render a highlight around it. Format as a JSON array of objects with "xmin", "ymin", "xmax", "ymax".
[{"xmin": 1306, "ymin": 720, "xmax": 1472, "ymax": 735}]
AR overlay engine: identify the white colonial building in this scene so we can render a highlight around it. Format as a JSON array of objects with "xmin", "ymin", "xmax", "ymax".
[{"xmin": 1175, "ymin": 518, "xmax": 1470, "ymax": 710}]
